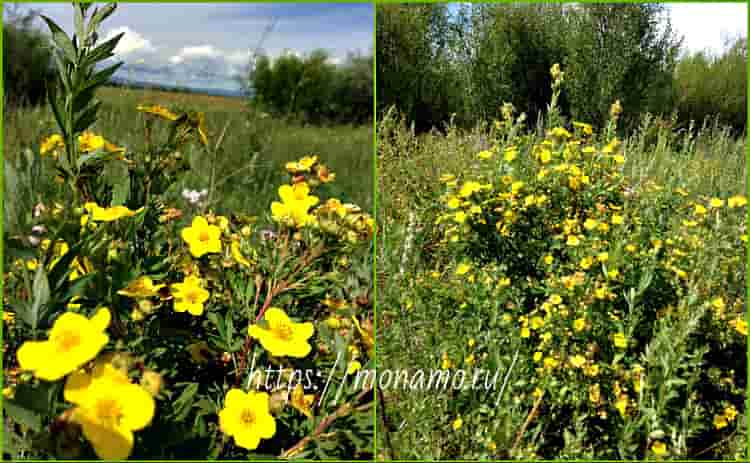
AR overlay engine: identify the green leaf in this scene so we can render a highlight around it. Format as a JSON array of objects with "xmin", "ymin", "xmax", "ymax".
[
  {"xmin": 3, "ymin": 401, "xmax": 42, "ymax": 432},
  {"xmin": 48, "ymin": 87, "xmax": 68, "ymax": 140},
  {"xmin": 73, "ymin": 100, "xmax": 102, "ymax": 134},
  {"xmin": 76, "ymin": 148, "xmax": 109, "ymax": 169},
  {"xmin": 87, "ymin": 3, "xmax": 117, "ymax": 37},
  {"xmin": 74, "ymin": 3, "xmax": 86, "ymax": 41},
  {"xmin": 171, "ymin": 383, "xmax": 199, "ymax": 422},
  {"xmin": 31, "ymin": 265, "xmax": 51, "ymax": 331},
  {"xmin": 105, "ymin": 161, "xmax": 130, "ymax": 205},
  {"xmin": 41, "ymin": 15, "xmax": 77, "ymax": 63},
  {"xmin": 84, "ymin": 34, "xmax": 124, "ymax": 67}
]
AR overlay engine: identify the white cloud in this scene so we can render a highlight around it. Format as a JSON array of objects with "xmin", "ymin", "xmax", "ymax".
[
  {"xmin": 101, "ymin": 26, "xmax": 155, "ymax": 56},
  {"xmin": 169, "ymin": 45, "xmax": 222, "ymax": 64},
  {"xmin": 669, "ymin": 4, "xmax": 747, "ymax": 55}
]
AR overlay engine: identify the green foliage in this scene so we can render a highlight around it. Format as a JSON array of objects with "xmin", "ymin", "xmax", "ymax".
[
  {"xmin": 674, "ymin": 37, "xmax": 747, "ymax": 132},
  {"xmin": 3, "ymin": 4, "xmax": 374, "ymax": 460},
  {"xmin": 250, "ymin": 50, "xmax": 373, "ymax": 124},
  {"xmin": 3, "ymin": 6, "xmax": 57, "ymax": 107},
  {"xmin": 378, "ymin": 78, "xmax": 747, "ymax": 459}
]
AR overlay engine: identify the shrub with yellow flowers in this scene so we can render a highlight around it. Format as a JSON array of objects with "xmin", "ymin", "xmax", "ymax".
[
  {"xmin": 378, "ymin": 65, "xmax": 746, "ymax": 459},
  {"xmin": 3, "ymin": 4, "xmax": 373, "ymax": 460}
]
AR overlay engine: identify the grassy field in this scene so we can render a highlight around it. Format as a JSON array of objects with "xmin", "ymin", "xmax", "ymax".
[
  {"xmin": 4, "ymin": 85, "xmax": 372, "ymax": 236},
  {"xmin": 376, "ymin": 106, "xmax": 747, "ymax": 459}
]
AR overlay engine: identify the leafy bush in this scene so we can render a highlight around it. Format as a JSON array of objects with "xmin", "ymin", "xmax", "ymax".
[
  {"xmin": 674, "ymin": 37, "xmax": 747, "ymax": 133},
  {"xmin": 3, "ymin": 6, "xmax": 57, "ymax": 107},
  {"xmin": 250, "ymin": 50, "xmax": 372, "ymax": 125},
  {"xmin": 378, "ymin": 66, "xmax": 746, "ymax": 459},
  {"xmin": 3, "ymin": 5, "xmax": 374, "ymax": 459}
]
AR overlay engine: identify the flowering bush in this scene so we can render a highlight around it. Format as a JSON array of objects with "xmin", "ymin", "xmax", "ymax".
[
  {"xmin": 3, "ymin": 4, "xmax": 374, "ymax": 460},
  {"xmin": 378, "ymin": 66, "xmax": 746, "ymax": 459}
]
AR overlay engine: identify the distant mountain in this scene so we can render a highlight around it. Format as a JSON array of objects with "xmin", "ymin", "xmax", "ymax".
[{"xmin": 108, "ymin": 75, "xmax": 248, "ymax": 98}]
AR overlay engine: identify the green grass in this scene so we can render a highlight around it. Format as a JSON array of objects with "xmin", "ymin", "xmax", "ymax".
[
  {"xmin": 376, "ymin": 110, "xmax": 747, "ymax": 459},
  {"xmin": 4, "ymin": 86, "xmax": 372, "ymax": 236}
]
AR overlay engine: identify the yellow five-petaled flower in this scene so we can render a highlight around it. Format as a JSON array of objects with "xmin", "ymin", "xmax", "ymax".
[
  {"xmin": 249, "ymin": 307, "xmax": 314, "ymax": 358},
  {"xmin": 219, "ymin": 389, "xmax": 276, "ymax": 451},
  {"xmin": 16, "ymin": 308, "xmax": 111, "ymax": 381},
  {"xmin": 171, "ymin": 275, "xmax": 210, "ymax": 316},
  {"xmin": 181, "ymin": 216, "xmax": 222, "ymax": 258}
]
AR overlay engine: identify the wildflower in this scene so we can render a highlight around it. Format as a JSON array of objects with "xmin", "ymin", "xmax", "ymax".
[
  {"xmin": 83, "ymin": 202, "xmax": 141, "ymax": 222},
  {"xmin": 181, "ymin": 216, "xmax": 222, "ymax": 258},
  {"xmin": 533, "ymin": 351, "xmax": 543, "ymax": 362},
  {"xmin": 219, "ymin": 389, "xmax": 276, "ymax": 451},
  {"xmin": 78, "ymin": 132, "xmax": 105, "ymax": 152},
  {"xmin": 171, "ymin": 275, "xmax": 210, "ymax": 316},
  {"xmin": 566, "ymin": 235, "xmax": 581, "ymax": 246},
  {"xmin": 504, "ymin": 149, "xmax": 518, "ymax": 162},
  {"xmin": 711, "ymin": 297, "xmax": 725, "ymax": 311},
  {"xmin": 290, "ymin": 384, "xmax": 315, "ymax": 418},
  {"xmin": 572, "ymin": 121, "xmax": 593, "ymax": 136},
  {"xmin": 141, "ymin": 370, "xmax": 163, "ymax": 397},
  {"xmin": 569, "ymin": 355, "xmax": 586, "ymax": 368},
  {"xmin": 286, "ymin": 155, "xmax": 318, "ymax": 174},
  {"xmin": 3, "ymin": 387, "xmax": 15, "ymax": 399},
  {"xmin": 611, "ymin": 214, "xmax": 624, "ymax": 225},
  {"xmin": 713, "ymin": 414, "xmax": 728, "ymax": 430},
  {"xmin": 477, "ymin": 150, "xmax": 493, "ymax": 160},
  {"xmin": 64, "ymin": 361, "xmax": 155, "ymax": 460},
  {"xmin": 651, "ymin": 441, "xmax": 667, "ymax": 456},
  {"xmin": 589, "ymin": 384, "xmax": 600, "ymax": 403},
  {"xmin": 731, "ymin": 318, "xmax": 747, "ymax": 336},
  {"xmin": 520, "ymin": 327, "xmax": 531, "ymax": 338},
  {"xmin": 543, "ymin": 356, "xmax": 559, "ymax": 369},
  {"xmin": 271, "ymin": 183, "xmax": 319, "ymax": 228},
  {"xmin": 3, "ymin": 310, "xmax": 15, "ymax": 326},
  {"xmin": 117, "ymin": 276, "xmax": 165, "ymax": 299},
  {"xmin": 709, "ymin": 198, "xmax": 724, "ymax": 208},
  {"xmin": 610, "ymin": 100, "xmax": 623, "ymax": 119},
  {"xmin": 231, "ymin": 241, "xmax": 254, "ymax": 268},
  {"xmin": 728, "ymin": 195, "xmax": 747, "ymax": 208},
  {"xmin": 455, "ymin": 263, "xmax": 472, "ymax": 276},
  {"xmin": 40, "ymin": 134, "xmax": 65, "ymax": 157},
  {"xmin": 549, "ymin": 294, "xmax": 562, "ymax": 305},
  {"xmin": 724, "ymin": 405, "xmax": 738, "ymax": 421},
  {"xmin": 613, "ymin": 332, "xmax": 627, "ymax": 349},
  {"xmin": 452, "ymin": 416, "xmax": 463, "ymax": 431},
  {"xmin": 137, "ymin": 104, "xmax": 179, "ymax": 121},
  {"xmin": 459, "ymin": 181, "xmax": 482, "ymax": 198},
  {"xmin": 347, "ymin": 360, "xmax": 362, "ymax": 375},
  {"xmin": 615, "ymin": 394, "xmax": 628, "ymax": 417},
  {"xmin": 544, "ymin": 254, "xmax": 554, "ymax": 265},
  {"xmin": 694, "ymin": 204, "xmax": 707, "ymax": 215},
  {"xmin": 16, "ymin": 308, "xmax": 110, "ymax": 381},
  {"xmin": 573, "ymin": 318, "xmax": 586, "ymax": 332},
  {"xmin": 530, "ymin": 316, "xmax": 545, "ymax": 330},
  {"xmin": 468, "ymin": 338, "xmax": 476, "ymax": 349},
  {"xmin": 249, "ymin": 308, "xmax": 314, "ymax": 358}
]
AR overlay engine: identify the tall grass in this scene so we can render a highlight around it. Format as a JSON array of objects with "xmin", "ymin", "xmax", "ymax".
[{"xmin": 4, "ymin": 86, "xmax": 372, "ymax": 237}]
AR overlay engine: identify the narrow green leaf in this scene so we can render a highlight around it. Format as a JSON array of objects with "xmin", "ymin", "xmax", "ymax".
[
  {"xmin": 81, "ymin": 62, "xmax": 123, "ymax": 95},
  {"xmin": 74, "ymin": 4, "xmax": 86, "ymax": 41},
  {"xmin": 31, "ymin": 265, "xmax": 51, "ymax": 331},
  {"xmin": 84, "ymin": 33, "xmax": 124, "ymax": 66},
  {"xmin": 41, "ymin": 15, "xmax": 77, "ymax": 63},
  {"xmin": 3, "ymin": 401, "xmax": 42, "ymax": 432},
  {"xmin": 73, "ymin": 100, "xmax": 102, "ymax": 134}
]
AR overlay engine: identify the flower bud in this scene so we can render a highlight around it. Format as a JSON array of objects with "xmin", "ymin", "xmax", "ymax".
[{"xmin": 141, "ymin": 370, "xmax": 163, "ymax": 396}]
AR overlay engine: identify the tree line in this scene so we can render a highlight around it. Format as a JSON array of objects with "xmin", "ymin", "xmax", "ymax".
[{"xmin": 377, "ymin": 3, "xmax": 746, "ymax": 133}]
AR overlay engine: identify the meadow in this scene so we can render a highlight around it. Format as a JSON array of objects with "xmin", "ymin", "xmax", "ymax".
[
  {"xmin": 376, "ymin": 71, "xmax": 747, "ymax": 459},
  {"xmin": 4, "ymin": 85, "xmax": 372, "ymax": 237},
  {"xmin": 2, "ymin": 5, "xmax": 374, "ymax": 459}
]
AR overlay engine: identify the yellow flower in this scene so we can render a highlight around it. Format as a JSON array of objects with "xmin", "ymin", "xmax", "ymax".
[
  {"xmin": 78, "ymin": 132, "xmax": 105, "ymax": 152},
  {"xmin": 117, "ymin": 276, "xmax": 165, "ymax": 299},
  {"xmin": 611, "ymin": 214, "xmax": 624, "ymax": 225},
  {"xmin": 543, "ymin": 356, "xmax": 559, "ymax": 369},
  {"xmin": 455, "ymin": 263, "xmax": 472, "ymax": 276},
  {"xmin": 544, "ymin": 254, "xmax": 554, "ymax": 265},
  {"xmin": 459, "ymin": 181, "xmax": 482, "ymax": 198},
  {"xmin": 694, "ymin": 204, "xmax": 707, "ymax": 215},
  {"xmin": 64, "ymin": 360, "xmax": 155, "ymax": 460},
  {"xmin": 3, "ymin": 387, "xmax": 15, "ymax": 399},
  {"xmin": 520, "ymin": 327, "xmax": 531, "ymax": 338},
  {"xmin": 573, "ymin": 318, "xmax": 586, "ymax": 332},
  {"xmin": 231, "ymin": 241, "xmax": 254, "ymax": 268},
  {"xmin": 651, "ymin": 441, "xmax": 667, "ymax": 456},
  {"xmin": 615, "ymin": 394, "xmax": 628, "ymax": 417},
  {"xmin": 181, "ymin": 216, "xmax": 222, "ymax": 258},
  {"xmin": 504, "ymin": 149, "xmax": 518, "ymax": 162},
  {"xmin": 219, "ymin": 389, "xmax": 276, "ymax": 451},
  {"xmin": 290, "ymin": 383, "xmax": 315, "ymax": 418},
  {"xmin": 40, "ymin": 134, "xmax": 65, "ymax": 157},
  {"xmin": 539, "ymin": 149, "xmax": 552, "ymax": 164},
  {"xmin": 533, "ymin": 351, "xmax": 543, "ymax": 362},
  {"xmin": 711, "ymin": 297, "xmax": 725, "ymax": 311},
  {"xmin": 566, "ymin": 235, "xmax": 580, "ymax": 246},
  {"xmin": 446, "ymin": 196, "xmax": 461, "ymax": 209},
  {"xmin": 477, "ymin": 150, "xmax": 493, "ymax": 160},
  {"xmin": 713, "ymin": 414, "xmax": 728, "ymax": 430},
  {"xmin": 84, "ymin": 202, "xmax": 141, "ymax": 222},
  {"xmin": 249, "ymin": 308, "xmax": 314, "ymax": 358},
  {"xmin": 530, "ymin": 316, "xmax": 545, "ymax": 330},
  {"xmin": 16, "ymin": 308, "xmax": 110, "ymax": 381},
  {"xmin": 271, "ymin": 183, "xmax": 319, "ymax": 228},
  {"xmin": 572, "ymin": 121, "xmax": 593, "ymax": 136},
  {"xmin": 136, "ymin": 104, "xmax": 180, "ymax": 121},
  {"xmin": 3, "ymin": 310, "xmax": 15, "ymax": 325},
  {"xmin": 171, "ymin": 275, "xmax": 210, "ymax": 316},
  {"xmin": 452, "ymin": 416, "xmax": 463, "ymax": 431},
  {"xmin": 728, "ymin": 195, "xmax": 747, "ymax": 208},
  {"xmin": 597, "ymin": 252, "xmax": 609, "ymax": 262},
  {"xmin": 732, "ymin": 318, "xmax": 747, "ymax": 336},
  {"xmin": 569, "ymin": 354, "xmax": 586, "ymax": 368},
  {"xmin": 589, "ymin": 384, "xmax": 600, "ymax": 403},
  {"xmin": 613, "ymin": 332, "xmax": 627, "ymax": 349},
  {"xmin": 724, "ymin": 405, "xmax": 738, "ymax": 421},
  {"xmin": 709, "ymin": 198, "xmax": 724, "ymax": 208},
  {"xmin": 347, "ymin": 360, "xmax": 362, "ymax": 375},
  {"xmin": 286, "ymin": 155, "xmax": 318, "ymax": 173},
  {"xmin": 549, "ymin": 294, "xmax": 562, "ymax": 305}
]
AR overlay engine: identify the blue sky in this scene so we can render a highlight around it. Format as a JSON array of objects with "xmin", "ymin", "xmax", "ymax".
[{"xmin": 7, "ymin": 3, "xmax": 373, "ymax": 93}]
